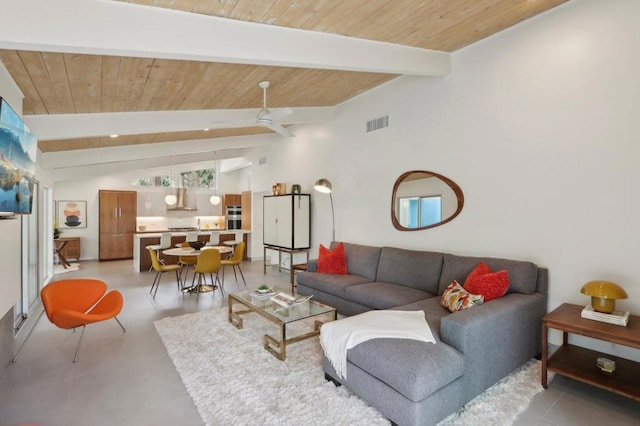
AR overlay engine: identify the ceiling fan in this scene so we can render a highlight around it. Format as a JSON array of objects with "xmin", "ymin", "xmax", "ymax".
[{"xmin": 212, "ymin": 81, "xmax": 294, "ymax": 137}]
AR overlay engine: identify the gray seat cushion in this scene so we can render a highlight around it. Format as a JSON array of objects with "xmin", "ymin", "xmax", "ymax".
[
  {"xmin": 348, "ymin": 337, "xmax": 464, "ymax": 402},
  {"xmin": 394, "ymin": 297, "xmax": 449, "ymax": 338},
  {"xmin": 376, "ymin": 247, "xmax": 444, "ymax": 294},
  {"xmin": 437, "ymin": 253, "xmax": 539, "ymax": 295},
  {"xmin": 296, "ymin": 272, "xmax": 371, "ymax": 298},
  {"xmin": 344, "ymin": 282, "xmax": 433, "ymax": 309}
]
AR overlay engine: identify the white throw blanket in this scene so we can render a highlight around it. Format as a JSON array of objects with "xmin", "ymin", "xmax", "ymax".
[{"xmin": 320, "ymin": 310, "xmax": 436, "ymax": 380}]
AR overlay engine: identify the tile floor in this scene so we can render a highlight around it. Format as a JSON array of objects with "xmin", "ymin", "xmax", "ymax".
[{"xmin": 1, "ymin": 259, "xmax": 639, "ymax": 426}]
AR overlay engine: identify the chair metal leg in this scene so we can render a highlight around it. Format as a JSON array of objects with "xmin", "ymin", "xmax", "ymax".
[
  {"xmin": 73, "ymin": 325, "xmax": 86, "ymax": 363},
  {"xmin": 180, "ymin": 264, "xmax": 192, "ymax": 285},
  {"xmin": 175, "ymin": 270, "xmax": 182, "ymax": 291},
  {"xmin": 114, "ymin": 317, "xmax": 126, "ymax": 333},
  {"xmin": 215, "ymin": 271, "xmax": 224, "ymax": 296},
  {"xmin": 232, "ymin": 265, "xmax": 239, "ymax": 282},
  {"xmin": 236, "ymin": 264, "xmax": 247, "ymax": 286},
  {"xmin": 12, "ymin": 309, "xmax": 45, "ymax": 362},
  {"xmin": 150, "ymin": 270, "xmax": 162, "ymax": 297},
  {"xmin": 153, "ymin": 272, "xmax": 163, "ymax": 298}
]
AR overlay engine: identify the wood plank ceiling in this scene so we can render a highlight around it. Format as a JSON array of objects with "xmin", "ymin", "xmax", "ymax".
[{"xmin": 0, "ymin": 0, "xmax": 567, "ymax": 153}]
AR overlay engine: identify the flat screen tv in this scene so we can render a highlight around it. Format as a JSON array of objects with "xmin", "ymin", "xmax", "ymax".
[{"xmin": 0, "ymin": 97, "xmax": 37, "ymax": 215}]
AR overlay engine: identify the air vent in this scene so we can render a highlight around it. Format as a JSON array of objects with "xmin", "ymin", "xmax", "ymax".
[{"xmin": 366, "ymin": 115, "xmax": 389, "ymax": 132}]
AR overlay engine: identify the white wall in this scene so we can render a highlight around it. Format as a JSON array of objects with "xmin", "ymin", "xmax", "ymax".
[
  {"xmin": 0, "ymin": 63, "xmax": 25, "ymax": 318},
  {"xmin": 249, "ymin": 0, "xmax": 640, "ymax": 353}
]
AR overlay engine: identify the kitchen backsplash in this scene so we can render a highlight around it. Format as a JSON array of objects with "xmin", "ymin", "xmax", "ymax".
[{"xmin": 136, "ymin": 216, "xmax": 225, "ymax": 231}]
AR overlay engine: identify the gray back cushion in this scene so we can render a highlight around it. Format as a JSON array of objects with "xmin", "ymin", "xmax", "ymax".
[
  {"xmin": 376, "ymin": 247, "xmax": 443, "ymax": 294},
  {"xmin": 437, "ymin": 253, "xmax": 539, "ymax": 295},
  {"xmin": 330, "ymin": 241, "xmax": 381, "ymax": 281}
]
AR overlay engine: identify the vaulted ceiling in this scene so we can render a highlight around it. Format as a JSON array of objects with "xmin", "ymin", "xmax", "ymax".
[{"xmin": 0, "ymin": 0, "xmax": 566, "ymax": 176}]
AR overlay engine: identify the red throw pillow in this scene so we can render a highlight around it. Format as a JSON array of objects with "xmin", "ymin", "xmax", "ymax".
[
  {"xmin": 463, "ymin": 261, "xmax": 509, "ymax": 302},
  {"xmin": 317, "ymin": 243, "xmax": 347, "ymax": 275}
]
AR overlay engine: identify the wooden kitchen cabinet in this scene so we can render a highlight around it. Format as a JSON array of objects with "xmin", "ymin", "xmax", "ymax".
[
  {"xmin": 222, "ymin": 194, "xmax": 242, "ymax": 215},
  {"xmin": 224, "ymin": 194, "xmax": 242, "ymax": 206},
  {"xmin": 99, "ymin": 190, "xmax": 137, "ymax": 260}
]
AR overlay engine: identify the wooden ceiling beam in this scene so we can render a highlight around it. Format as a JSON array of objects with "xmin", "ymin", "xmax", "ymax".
[
  {"xmin": 25, "ymin": 107, "xmax": 335, "ymax": 140},
  {"xmin": 41, "ymin": 133, "xmax": 272, "ymax": 172},
  {"xmin": 0, "ymin": 0, "xmax": 451, "ymax": 77}
]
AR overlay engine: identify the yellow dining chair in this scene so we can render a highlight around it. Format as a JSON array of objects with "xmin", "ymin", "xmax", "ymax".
[
  {"xmin": 192, "ymin": 248, "xmax": 222, "ymax": 298},
  {"xmin": 178, "ymin": 241, "xmax": 198, "ymax": 283},
  {"xmin": 221, "ymin": 240, "xmax": 247, "ymax": 287},
  {"xmin": 148, "ymin": 247, "xmax": 182, "ymax": 298}
]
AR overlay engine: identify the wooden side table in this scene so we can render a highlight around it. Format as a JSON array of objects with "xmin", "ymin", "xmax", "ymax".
[
  {"xmin": 57, "ymin": 237, "xmax": 80, "ymax": 263},
  {"xmin": 542, "ymin": 303, "xmax": 640, "ymax": 401}
]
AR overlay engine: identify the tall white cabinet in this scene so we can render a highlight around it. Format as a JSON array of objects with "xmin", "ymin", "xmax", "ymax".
[{"xmin": 263, "ymin": 194, "xmax": 310, "ymax": 249}]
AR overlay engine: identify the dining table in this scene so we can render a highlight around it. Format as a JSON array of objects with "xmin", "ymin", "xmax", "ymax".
[{"xmin": 162, "ymin": 245, "xmax": 232, "ymax": 293}]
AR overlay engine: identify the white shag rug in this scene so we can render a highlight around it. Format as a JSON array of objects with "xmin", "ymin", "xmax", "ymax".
[
  {"xmin": 155, "ymin": 308, "xmax": 548, "ymax": 426},
  {"xmin": 53, "ymin": 263, "xmax": 79, "ymax": 274}
]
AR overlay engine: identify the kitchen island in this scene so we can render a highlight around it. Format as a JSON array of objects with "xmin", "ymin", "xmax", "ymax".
[{"xmin": 133, "ymin": 230, "xmax": 250, "ymax": 272}]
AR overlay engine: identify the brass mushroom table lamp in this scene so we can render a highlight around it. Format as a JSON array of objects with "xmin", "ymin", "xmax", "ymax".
[{"xmin": 580, "ymin": 280, "xmax": 627, "ymax": 314}]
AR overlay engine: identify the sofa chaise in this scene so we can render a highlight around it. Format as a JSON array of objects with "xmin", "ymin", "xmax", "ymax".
[{"xmin": 296, "ymin": 242, "xmax": 548, "ymax": 426}]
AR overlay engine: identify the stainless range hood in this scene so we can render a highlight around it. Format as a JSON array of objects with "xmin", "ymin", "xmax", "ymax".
[{"xmin": 167, "ymin": 187, "xmax": 197, "ymax": 211}]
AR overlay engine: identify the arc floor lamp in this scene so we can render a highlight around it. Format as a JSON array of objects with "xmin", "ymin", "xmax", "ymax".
[{"xmin": 314, "ymin": 178, "xmax": 335, "ymax": 242}]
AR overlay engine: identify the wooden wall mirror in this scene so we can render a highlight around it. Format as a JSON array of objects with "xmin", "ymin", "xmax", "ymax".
[{"xmin": 391, "ymin": 170, "xmax": 464, "ymax": 231}]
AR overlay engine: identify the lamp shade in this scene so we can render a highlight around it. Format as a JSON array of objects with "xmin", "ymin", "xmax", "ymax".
[
  {"xmin": 164, "ymin": 194, "xmax": 177, "ymax": 206},
  {"xmin": 581, "ymin": 280, "xmax": 627, "ymax": 313},
  {"xmin": 209, "ymin": 195, "xmax": 221, "ymax": 205},
  {"xmin": 314, "ymin": 178, "xmax": 332, "ymax": 194}
]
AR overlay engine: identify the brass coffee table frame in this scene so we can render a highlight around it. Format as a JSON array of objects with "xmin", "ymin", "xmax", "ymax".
[{"xmin": 228, "ymin": 291, "xmax": 337, "ymax": 361}]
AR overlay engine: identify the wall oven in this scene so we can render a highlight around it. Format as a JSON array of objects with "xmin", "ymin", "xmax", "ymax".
[{"xmin": 226, "ymin": 205, "xmax": 242, "ymax": 230}]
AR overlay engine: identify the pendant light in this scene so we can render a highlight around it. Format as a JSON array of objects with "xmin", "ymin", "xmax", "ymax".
[{"xmin": 209, "ymin": 195, "xmax": 221, "ymax": 206}]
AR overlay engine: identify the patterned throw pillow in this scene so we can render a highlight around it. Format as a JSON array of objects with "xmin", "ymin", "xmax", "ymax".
[
  {"xmin": 440, "ymin": 281, "xmax": 484, "ymax": 312},
  {"xmin": 317, "ymin": 242, "xmax": 348, "ymax": 275},
  {"xmin": 463, "ymin": 261, "xmax": 509, "ymax": 302}
]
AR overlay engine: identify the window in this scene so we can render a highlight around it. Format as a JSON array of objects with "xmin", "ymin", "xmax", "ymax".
[
  {"xmin": 131, "ymin": 168, "xmax": 216, "ymax": 189},
  {"xmin": 398, "ymin": 195, "xmax": 442, "ymax": 228}
]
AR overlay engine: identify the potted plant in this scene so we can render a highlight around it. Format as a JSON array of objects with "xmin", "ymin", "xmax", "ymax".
[{"xmin": 53, "ymin": 221, "xmax": 61, "ymax": 239}]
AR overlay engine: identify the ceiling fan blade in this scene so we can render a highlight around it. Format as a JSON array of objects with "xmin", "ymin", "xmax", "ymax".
[
  {"xmin": 262, "ymin": 108, "xmax": 293, "ymax": 121},
  {"xmin": 267, "ymin": 122, "xmax": 295, "ymax": 137}
]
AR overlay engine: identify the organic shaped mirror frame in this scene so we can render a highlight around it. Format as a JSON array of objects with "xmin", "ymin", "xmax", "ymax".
[{"xmin": 391, "ymin": 170, "xmax": 464, "ymax": 231}]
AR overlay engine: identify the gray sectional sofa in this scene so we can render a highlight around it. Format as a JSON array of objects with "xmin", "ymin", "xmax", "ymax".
[{"xmin": 296, "ymin": 242, "xmax": 548, "ymax": 426}]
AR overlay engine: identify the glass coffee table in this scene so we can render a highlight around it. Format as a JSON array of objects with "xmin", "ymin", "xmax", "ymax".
[{"xmin": 228, "ymin": 287, "xmax": 337, "ymax": 361}]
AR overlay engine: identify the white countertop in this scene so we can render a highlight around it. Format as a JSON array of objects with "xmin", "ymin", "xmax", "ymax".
[{"xmin": 134, "ymin": 230, "xmax": 251, "ymax": 239}]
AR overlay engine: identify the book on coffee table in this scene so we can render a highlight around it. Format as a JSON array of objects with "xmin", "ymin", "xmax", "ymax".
[{"xmin": 271, "ymin": 292, "xmax": 312, "ymax": 307}]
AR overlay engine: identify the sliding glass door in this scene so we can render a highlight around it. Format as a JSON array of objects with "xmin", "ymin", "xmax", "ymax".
[{"xmin": 14, "ymin": 181, "xmax": 44, "ymax": 332}]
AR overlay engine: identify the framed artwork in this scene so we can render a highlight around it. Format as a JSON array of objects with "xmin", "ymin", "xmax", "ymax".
[{"xmin": 57, "ymin": 200, "xmax": 87, "ymax": 229}]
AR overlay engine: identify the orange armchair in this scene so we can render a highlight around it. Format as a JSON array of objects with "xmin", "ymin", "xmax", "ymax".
[{"xmin": 17, "ymin": 279, "xmax": 126, "ymax": 363}]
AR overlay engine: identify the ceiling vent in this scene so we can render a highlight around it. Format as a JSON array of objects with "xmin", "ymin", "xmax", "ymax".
[{"xmin": 366, "ymin": 115, "xmax": 389, "ymax": 132}]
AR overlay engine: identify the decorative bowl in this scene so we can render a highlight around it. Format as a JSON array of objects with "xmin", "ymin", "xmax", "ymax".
[{"xmin": 188, "ymin": 241, "xmax": 206, "ymax": 250}]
